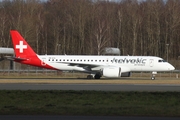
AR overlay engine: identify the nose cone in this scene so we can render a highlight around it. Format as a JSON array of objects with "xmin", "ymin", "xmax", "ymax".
[{"xmin": 168, "ymin": 64, "xmax": 175, "ymax": 70}]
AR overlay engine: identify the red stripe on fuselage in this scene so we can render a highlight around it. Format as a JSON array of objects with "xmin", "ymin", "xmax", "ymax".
[{"xmin": 15, "ymin": 55, "xmax": 58, "ymax": 70}]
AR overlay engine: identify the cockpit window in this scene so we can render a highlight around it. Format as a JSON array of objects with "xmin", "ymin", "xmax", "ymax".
[{"xmin": 158, "ymin": 59, "xmax": 166, "ymax": 62}]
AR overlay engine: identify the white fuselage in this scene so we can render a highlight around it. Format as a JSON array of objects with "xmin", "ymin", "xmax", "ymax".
[{"xmin": 37, "ymin": 55, "xmax": 175, "ymax": 72}]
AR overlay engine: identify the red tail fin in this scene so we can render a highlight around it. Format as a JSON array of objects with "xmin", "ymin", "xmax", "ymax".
[
  {"xmin": 10, "ymin": 30, "xmax": 36, "ymax": 58},
  {"xmin": 10, "ymin": 30, "xmax": 57, "ymax": 70}
]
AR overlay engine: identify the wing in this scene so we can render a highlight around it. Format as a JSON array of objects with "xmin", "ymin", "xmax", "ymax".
[
  {"xmin": 69, "ymin": 63, "xmax": 99, "ymax": 70},
  {"xmin": 57, "ymin": 62, "xmax": 102, "ymax": 71}
]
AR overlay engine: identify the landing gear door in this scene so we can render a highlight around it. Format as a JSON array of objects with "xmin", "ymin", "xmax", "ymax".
[{"xmin": 149, "ymin": 59, "xmax": 154, "ymax": 67}]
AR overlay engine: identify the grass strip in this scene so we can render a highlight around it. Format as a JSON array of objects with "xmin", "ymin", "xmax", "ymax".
[{"xmin": 0, "ymin": 90, "xmax": 180, "ymax": 116}]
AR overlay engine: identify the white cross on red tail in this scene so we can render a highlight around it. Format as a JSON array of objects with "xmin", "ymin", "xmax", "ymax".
[{"xmin": 16, "ymin": 41, "xmax": 27, "ymax": 53}]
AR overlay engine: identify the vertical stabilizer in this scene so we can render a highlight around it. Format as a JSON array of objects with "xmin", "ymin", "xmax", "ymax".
[{"xmin": 10, "ymin": 30, "xmax": 36, "ymax": 58}]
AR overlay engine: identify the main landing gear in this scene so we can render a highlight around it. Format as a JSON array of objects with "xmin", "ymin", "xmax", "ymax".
[
  {"xmin": 87, "ymin": 73, "xmax": 101, "ymax": 79},
  {"xmin": 151, "ymin": 71, "xmax": 157, "ymax": 80},
  {"xmin": 87, "ymin": 75, "xmax": 93, "ymax": 79}
]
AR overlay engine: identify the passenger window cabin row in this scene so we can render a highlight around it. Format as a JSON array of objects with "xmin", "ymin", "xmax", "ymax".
[{"xmin": 48, "ymin": 59, "xmax": 110, "ymax": 62}]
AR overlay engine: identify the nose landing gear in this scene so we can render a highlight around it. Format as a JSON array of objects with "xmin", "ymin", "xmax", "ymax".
[{"xmin": 151, "ymin": 71, "xmax": 157, "ymax": 80}]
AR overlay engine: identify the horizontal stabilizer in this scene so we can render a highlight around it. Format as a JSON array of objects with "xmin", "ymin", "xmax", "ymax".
[{"xmin": 6, "ymin": 56, "xmax": 27, "ymax": 61}]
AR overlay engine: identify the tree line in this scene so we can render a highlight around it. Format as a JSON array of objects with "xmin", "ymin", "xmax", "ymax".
[{"xmin": 0, "ymin": 0, "xmax": 180, "ymax": 62}]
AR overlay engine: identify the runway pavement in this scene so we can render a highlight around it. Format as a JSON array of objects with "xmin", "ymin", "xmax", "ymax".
[
  {"xmin": 0, "ymin": 115, "xmax": 180, "ymax": 120},
  {"xmin": 0, "ymin": 77, "xmax": 180, "ymax": 91},
  {"xmin": 0, "ymin": 83, "xmax": 180, "ymax": 91}
]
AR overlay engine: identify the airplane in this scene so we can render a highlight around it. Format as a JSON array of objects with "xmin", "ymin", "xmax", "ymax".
[
  {"xmin": 0, "ymin": 47, "xmax": 14, "ymax": 61},
  {"xmin": 0, "ymin": 47, "xmax": 14, "ymax": 54},
  {"xmin": 9, "ymin": 30, "xmax": 175, "ymax": 79}
]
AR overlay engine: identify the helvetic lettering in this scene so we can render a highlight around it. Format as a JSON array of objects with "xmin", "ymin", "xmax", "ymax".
[{"xmin": 112, "ymin": 58, "xmax": 146, "ymax": 65}]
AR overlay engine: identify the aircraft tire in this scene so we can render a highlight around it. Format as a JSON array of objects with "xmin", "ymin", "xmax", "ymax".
[
  {"xmin": 87, "ymin": 75, "xmax": 93, "ymax": 79},
  {"xmin": 94, "ymin": 74, "xmax": 101, "ymax": 79}
]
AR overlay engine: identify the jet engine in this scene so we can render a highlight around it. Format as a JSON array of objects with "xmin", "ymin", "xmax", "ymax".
[{"xmin": 102, "ymin": 66, "xmax": 131, "ymax": 78}]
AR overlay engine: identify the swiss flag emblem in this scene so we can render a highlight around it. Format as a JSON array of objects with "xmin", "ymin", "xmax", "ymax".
[{"xmin": 16, "ymin": 41, "xmax": 27, "ymax": 53}]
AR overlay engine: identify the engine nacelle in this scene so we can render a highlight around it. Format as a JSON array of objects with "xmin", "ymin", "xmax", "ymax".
[{"xmin": 102, "ymin": 66, "xmax": 130, "ymax": 78}]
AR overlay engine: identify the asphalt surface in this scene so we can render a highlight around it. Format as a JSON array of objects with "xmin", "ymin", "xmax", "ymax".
[
  {"xmin": 0, "ymin": 77, "xmax": 180, "ymax": 91},
  {"xmin": 0, "ymin": 83, "xmax": 180, "ymax": 91},
  {"xmin": 0, "ymin": 116, "xmax": 180, "ymax": 120}
]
